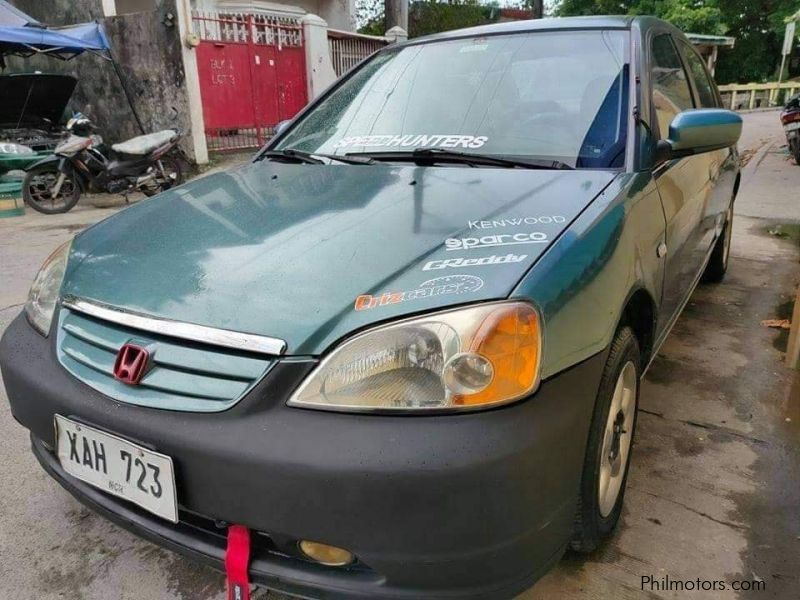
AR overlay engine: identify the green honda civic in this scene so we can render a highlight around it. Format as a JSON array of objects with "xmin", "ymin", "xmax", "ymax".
[{"xmin": 0, "ymin": 15, "xmax": 741, "ymax": 600}]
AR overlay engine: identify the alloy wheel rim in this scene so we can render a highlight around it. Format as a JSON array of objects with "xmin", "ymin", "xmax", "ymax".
[{"xmin": 598, "ymin": 360, "xmax": 637, "ymax": 518}]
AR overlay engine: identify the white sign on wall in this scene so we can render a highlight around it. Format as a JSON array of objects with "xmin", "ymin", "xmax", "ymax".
[{"xmin": 782, "ymin": 21, "xmax": 796, "ymax": 56}]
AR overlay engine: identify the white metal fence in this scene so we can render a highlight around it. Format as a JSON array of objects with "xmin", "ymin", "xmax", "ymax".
[{"xmin": 327, "ymin": 29, "xmax": 388, "ymax": 77}]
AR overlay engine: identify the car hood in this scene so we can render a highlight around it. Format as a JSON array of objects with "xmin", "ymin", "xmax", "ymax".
[
  {"xmin": 64, "ymin": 162, "xmax": 616, "ymax": 355},
  {"xmin": 0, "ymin": 74, "xmax": 76, "ymax": 130}
]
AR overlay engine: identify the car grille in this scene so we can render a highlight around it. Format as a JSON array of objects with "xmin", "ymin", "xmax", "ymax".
[{"xmin": 56, "ymin": 307, "xmax": 273, "ymax": 412}]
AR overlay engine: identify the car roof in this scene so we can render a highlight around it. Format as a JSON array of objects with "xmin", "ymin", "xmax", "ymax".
[{"xmin": 400, "ymin": 15, "xmax": 679, "ymax": 46}]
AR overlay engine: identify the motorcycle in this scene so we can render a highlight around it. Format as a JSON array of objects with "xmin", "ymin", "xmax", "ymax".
[
  {"xmin": 780, "ymin": 93, "xmax": 800, "ymax": 165},
  {"xmin": 22, "ymin": 114, "xmax": 184, "ymax": 214}
]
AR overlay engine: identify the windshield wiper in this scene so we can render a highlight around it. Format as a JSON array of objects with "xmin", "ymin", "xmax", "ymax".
[
  {"xmin": 346, "ymin": 148, "xmax": 574, "ymax": 170},
  {"xmin": 258, "ymin": 148, "xmax": 374, "ymax": 165}
]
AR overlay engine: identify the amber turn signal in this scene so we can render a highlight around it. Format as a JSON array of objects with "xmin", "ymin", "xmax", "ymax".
[{"xmin": 452, "ymin": 303, "xmax": 541, "ymax": 406}]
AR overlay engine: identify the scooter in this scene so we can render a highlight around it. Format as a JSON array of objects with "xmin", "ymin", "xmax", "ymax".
[
  {"xmin": 780, "ymin": 93, "xmax": 800, "ymax": 165},
  {"xmin": 22, "ymin": 114, "xmax": 184, "ymax": 214}
]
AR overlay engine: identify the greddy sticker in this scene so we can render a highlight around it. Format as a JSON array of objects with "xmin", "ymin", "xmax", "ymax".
[
  {"xmin": 355, "ymin": 275, "xmax": 484, "ymax": 311},
  {"xmin": 468, "ymin": 216, "xmax": 566, "ymax": 229},
  {"xmin": 334, "ymin": 134, "xmax": 488, "ymax": 150},
  {"xmin": 445, "ymin": 232, "xmax": 548, "ymax": 251},
  {"xmin": 423, "ymin": 253, "xmax": 528, "ymax": 271}
]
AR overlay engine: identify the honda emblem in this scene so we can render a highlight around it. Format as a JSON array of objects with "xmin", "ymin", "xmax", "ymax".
[{"xmin": 113, "ymin": 344, "xmax": 150, "ymax": 385}]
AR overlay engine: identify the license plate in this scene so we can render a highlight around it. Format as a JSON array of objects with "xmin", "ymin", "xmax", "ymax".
[
  {"xmin": 55, "ymin": 415, "xmax": 178, "ymax": 522},
  {"xmin": 785, "ymin": 121, "xmax": 800, "ymax": 132}
]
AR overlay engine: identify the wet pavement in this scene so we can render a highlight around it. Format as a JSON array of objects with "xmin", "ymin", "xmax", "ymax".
[{"xmin": 0, "ymin": 114, "xmax": 798, "ymax": 600}]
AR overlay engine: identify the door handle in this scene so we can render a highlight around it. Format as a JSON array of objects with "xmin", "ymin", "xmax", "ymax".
[{"xmin": 657, "ymin": 243, "xmax": 667, "ymax": 258}]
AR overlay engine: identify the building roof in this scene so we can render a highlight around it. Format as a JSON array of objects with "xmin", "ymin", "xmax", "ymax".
[{"xmin": 685, "ymin": 33, "xmax": 735, "ymax": 47}]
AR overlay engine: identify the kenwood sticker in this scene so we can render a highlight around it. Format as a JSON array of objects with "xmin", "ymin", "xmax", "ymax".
[
  {"xmin": 423, "ymin": 253, "xmax": 528, "ymax": 271},
  {"xmin": 445, "ymin": 232, "xmax": 549, "ymax": 251},
  {"xmin": 468, "ymin": 216, "xmax": 566, "ymax": 229},
  {"xmin": 334, "ymin": 134, "xmax": 488, "ymax": 150},
  {"xmin": 355, "ymin": 275, "xmax": 484, "ymax": 311}
]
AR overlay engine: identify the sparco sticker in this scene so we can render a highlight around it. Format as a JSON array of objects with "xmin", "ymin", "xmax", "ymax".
[
  {"xmin": 468, "ymin": 216, "xmax": 566, "ymax": 229},
  {"xmin": 423, "ymin": 253, "xmax": 528, "ymax": 271},
  {"xmin": 445, "ymin": 232, "xmax": 549, "ymax": 251},
  {"xmin": 334, "ymin": 134, "xmax": 488, "ymax": 150},
  {"xmin": 355, "ymin": 275, "xmax": 484, "ymax": 311}
]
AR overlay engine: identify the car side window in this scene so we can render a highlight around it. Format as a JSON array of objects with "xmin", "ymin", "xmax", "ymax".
[
  {"xmin": 650, "ymin": 34, "xmax": 694, "ymax": 138},
  {"xmin": 678, "ymin": 40, "xmax": 718, "ymax": 108}
]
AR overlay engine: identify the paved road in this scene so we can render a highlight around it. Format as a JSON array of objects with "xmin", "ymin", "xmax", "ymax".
[{"xmin": 0, "ymin": 113, "xmax": 798, "ymax": 600}]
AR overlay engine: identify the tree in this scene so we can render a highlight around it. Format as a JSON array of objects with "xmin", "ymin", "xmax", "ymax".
[
  {"xmin": 715, "ymin": 0, "xmax": 797, "ymax": 83},
  {"xmin": 554, "ymin": 0, "xmax": 798, "ymax": 83},
  {"xmin": 555, "ymin": 0, "xmax": 723, "ymax": 35},
  {"xmin": 356, "ymin": 0, "xmax": 384, "ymax": 32}
]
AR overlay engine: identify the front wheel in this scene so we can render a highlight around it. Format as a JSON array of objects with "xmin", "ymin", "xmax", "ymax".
[
  {"xmin": 571, "ymin": 325, "xmax": 640, "ymax": 553},
  {"xmin": 791, "ymin": 138, "xmax": 800, "ymax": 165},
  {"xmin": 141, "ymin": 154, "xmax": 184, "ymax": 197},
  {"xmin": 23, "ymin": 164, "xmax": 82, "ymax": 214},
  {"xmin": 702, "ymin": 206, "xmax": 733, "ymax": 283}
]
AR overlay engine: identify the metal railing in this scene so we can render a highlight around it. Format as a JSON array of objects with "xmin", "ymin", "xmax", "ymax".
[
  {"xmin": 192, "ymin": 10, "xmax": 303, "ymax": 47},
  {"xmin": 327, "ymin": 29, "xmax": 387, "ymax": 77},
  {"xmin": 718, "ymin": 82, "xmax": 800, "ymax": 111}
]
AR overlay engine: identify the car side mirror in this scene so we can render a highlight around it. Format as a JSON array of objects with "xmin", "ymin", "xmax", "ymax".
[
  {"xmin": 655, "ymin": 109, "xmax": 742, "ymax": 164},
  {"xmin": 275, "ymin": 119, "xmax": 291, "ymax": 137}
]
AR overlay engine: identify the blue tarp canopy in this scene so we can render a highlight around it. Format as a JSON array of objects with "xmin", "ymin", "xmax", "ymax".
[{"xmin": 0, "ymin": 1, "xmax": 109, "ymax": 60}]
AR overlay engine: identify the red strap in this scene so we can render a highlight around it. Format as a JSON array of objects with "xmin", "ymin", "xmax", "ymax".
[{"xmin": 226, "ymin": 525, "xmax": 251, "ymax": 600}]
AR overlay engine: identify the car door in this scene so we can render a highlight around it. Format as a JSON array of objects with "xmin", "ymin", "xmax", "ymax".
[
  {"xmin": 676, "ymin": 38, "xmax": 738, "ymax": 240},
  {"xmin": 650, "ymin": 32, "xmax": 714, "ymax": 331}
]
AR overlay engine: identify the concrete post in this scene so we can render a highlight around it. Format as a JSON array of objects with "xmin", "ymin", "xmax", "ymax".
[
  {"xmin": 100, "ymin": 0, "xmax": 116, "ymax": 17},
  {"xmin": 384, "ymin": 26, "xmax": 408, "ymax": 44},
  {"xmin": 302, "ymin": 14, "xmax": 337, "ymax": 101},
  {"xmin": 175, "ymin": 0, "xmax": 209, "ymax": 164},
  {"xmin": 384, "ymin": 0, "xmax": 408, "ymax": 33}
]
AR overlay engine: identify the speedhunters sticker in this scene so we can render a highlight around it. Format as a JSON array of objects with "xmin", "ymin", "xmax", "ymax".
[
  {"xmin": 355, "ymin": 275, "xmax": 484, "ymax": 311},
  {"xmin": 334, "ymin": 134, "xmax": 488, "ymax": 150}
]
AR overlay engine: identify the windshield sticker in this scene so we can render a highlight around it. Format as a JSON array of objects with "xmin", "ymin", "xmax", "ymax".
[
  {"xmin": 355, "ymin": 275, "xmax": 484, "ymax": 311},
  {"xmin": 422, "ymin": 253, "xmax": 528, "ymax": 271},
  {"xmin": 459, "ymin": 44, "xmax": 488, "ymax": 53},
  {"xmin": 334, "ymin": 134, "xmax": 488, "ymax": 150},
  {"xmin": 445, "ymin": 232, "xmax": 548, "ymax": 251},
  {"xmin": 468, "ymin": 216, "xmax": 566, "ymax": 229}
]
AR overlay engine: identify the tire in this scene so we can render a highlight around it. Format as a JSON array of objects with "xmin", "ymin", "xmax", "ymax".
[
  {"xmin": 571, "ymin": 325, "xmax": 640, "ymax": 553},
  {"xmin": 141, "ymin": 153, "xmax": 184, "ymax": 197},
  {"xmin": 702, "ymin": 205, "xmax": 733, "ymax": 283},
  {"xmin": 792, "ymin": 139, "xmax": 800, "ymax": 166},
  {"xmin": 23, "ymin": 164, "xmax": 81, "ymax": 214}
]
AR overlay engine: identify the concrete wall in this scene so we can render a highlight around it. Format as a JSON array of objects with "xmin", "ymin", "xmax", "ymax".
[{"xmin": 5, "ymin": 0, "xmax": 203, "ymax": 162}]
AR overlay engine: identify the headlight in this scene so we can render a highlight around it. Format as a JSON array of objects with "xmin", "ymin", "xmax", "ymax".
[
  {"xmin": 288, "ymin": 301, "xmax": 542, "ymax": 413},
  {"xmin": 0, "ymin": 142, "xmax": 34, "ymax": 154},
  {"xmin": 25, "ymin": 241, "xmax": 71, "ymax": 336}
]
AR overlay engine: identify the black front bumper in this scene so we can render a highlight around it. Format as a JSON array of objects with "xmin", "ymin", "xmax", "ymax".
[{"xmin": 1, "ymin": 313, "xmax": 605, "ymax": 600}]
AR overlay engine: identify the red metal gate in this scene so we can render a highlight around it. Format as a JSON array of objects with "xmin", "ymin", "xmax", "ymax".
[{"xmin": 192, "ymin": 11, "xmax": 307, "ymax": 151}]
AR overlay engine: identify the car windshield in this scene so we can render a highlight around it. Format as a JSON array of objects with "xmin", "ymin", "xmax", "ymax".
[{"xmin": 275, "ymin": 29, "xmax": 630, "ymax": 169}]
